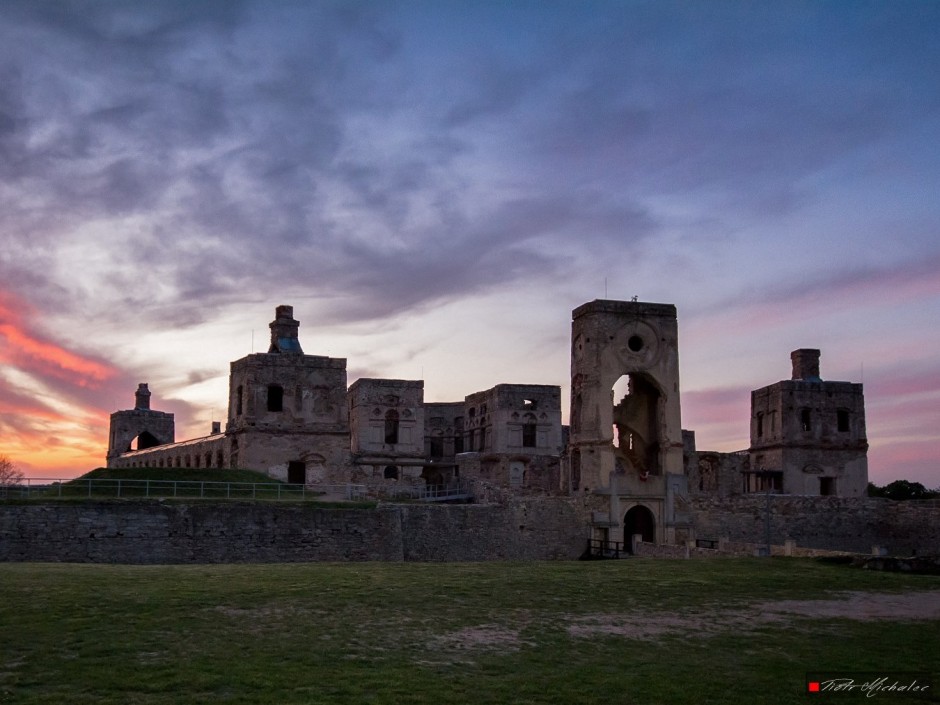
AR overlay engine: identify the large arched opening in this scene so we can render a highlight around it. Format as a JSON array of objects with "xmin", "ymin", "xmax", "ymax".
[
  {"xmin": 130, "ymin": 431, "xmax": 161, "ymax": 451},
  {"xmin": 611, "ymin": 373, "xmax": 662, "ymax": 477}
]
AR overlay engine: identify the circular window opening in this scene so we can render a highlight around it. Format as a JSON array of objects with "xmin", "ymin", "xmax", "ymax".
[{"xmin": 627, "ymin": 335, "xmax": 644, "ymax": 352}]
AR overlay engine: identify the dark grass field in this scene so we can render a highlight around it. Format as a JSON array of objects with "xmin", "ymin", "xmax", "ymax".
[{"xmin": 1, "ymin": 558, "xmax": 938, "ymax": 704}]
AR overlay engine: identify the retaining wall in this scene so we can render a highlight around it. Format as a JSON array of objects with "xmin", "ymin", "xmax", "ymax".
[
  {"xmin": 0, "ymin": 499, "xmax": 588, "ymax": 564},
  {"xmin": 687, "ymin": 496, "xmax": 940, "ymax": 555}
]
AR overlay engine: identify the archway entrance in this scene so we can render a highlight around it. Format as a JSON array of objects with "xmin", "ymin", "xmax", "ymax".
[{"xmin": 623, "ymin": 505, "xmax": 656, "ymax": 553}]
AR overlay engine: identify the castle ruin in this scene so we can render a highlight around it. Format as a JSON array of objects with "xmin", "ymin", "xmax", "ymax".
[{"xmin": 107, "ymin": 300, "xmax": 869, "ymax": 550}]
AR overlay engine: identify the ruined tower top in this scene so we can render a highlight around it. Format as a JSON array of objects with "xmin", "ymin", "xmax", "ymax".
[
  {"xmin": 790, "ymin": 348, "xmax": 821, "ymax": 381},
  {"xmin": 134, "ymin": 383, "xmax": 151, "ymax": 410},
  {"xmin": 268, "ymin": 305, "xmax": 303, "ymax": 354}
]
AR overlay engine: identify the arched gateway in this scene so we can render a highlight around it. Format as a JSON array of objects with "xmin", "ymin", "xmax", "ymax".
[{"xmin": 623, "ymin": 505, "xmax": 656, "ymax": 553}]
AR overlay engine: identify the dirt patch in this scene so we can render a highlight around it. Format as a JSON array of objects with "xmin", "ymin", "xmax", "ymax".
[
  {"xmin": 566, "ymin": 590, "xmax": 940, "ymax": 641},
  {"xmin": 759, "ymin": 590, "xmax": 940, "ymax": 620},
  {"xmin": 430, "ymin": 624, "xmax": 534, "ymax": 652}
]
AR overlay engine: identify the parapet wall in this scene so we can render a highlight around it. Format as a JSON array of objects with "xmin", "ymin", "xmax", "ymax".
[
  {"xmin": 687, "ymin": 496, "xmax": 940, "ymax": 555},
  {"xmin": 0, "ymin": 499, "xmax": 588, "ymax": 564}
]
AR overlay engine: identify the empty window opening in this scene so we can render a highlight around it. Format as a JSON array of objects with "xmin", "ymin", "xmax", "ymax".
[
  {"xmin": 800, "ymin": 408, "xmax": 812, "ymax": 432},
  {"xmin": 384, "ymin": 410, "xmax": 400, "ymax": 444},
  {"xmin": 267, "ymin": 385, "xmax": 284, "ymax": 412},
  {"xmin": 522, "ymin": 415, "xmax": 537, "ymax": 448},
  {"xmin": 837, "ymin": 409, "xmax": 850, "ymax": 433},
  {"xmin": 216, "ymin": 450, "xmax": 224, "ymax": 468},
  {"xmin": 205, "ymin": 452, "xmax": 212, "ymax": 468},
  {"xmin": 384, "ymin": 465, "xmax": 399, "ymax": 480},
  {"xmin": 756, "ymin": 413, "xmax": 764, "ymax": 438},
  {"xmin": 287, "ymin": 461, "xmax": 306, "ymax": 484},
  {"xmin": 478, "ymin": 426, "xmax": 486, "ymax": 451},
  {"xmin": 627, "ymin": 335, "xmax": 644, "ymax": 353},
  {"xmin": 820, "ymin": 477, "xmax": 835, "ymax": 496},
  {"xmin": 236, "ymin": 386, "xmax": 243, "ymax": 416},
  {"xmin": 194, "ymin": 454, "xmax": 200, "ymax": 468},
  {"xmin": 430, "ymin": 435, "xmax": 444, "ymax": 458}
]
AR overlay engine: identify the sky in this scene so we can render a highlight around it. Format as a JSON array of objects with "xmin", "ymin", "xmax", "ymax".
[{"xmin": 0, "ymin": 0, "xmax": 938, "ymax": 487}]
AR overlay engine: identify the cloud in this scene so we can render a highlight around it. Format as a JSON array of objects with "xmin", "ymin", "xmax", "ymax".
[{"xmin": 0, "ymin": 291, "xmax": 117, "ymax": 388}]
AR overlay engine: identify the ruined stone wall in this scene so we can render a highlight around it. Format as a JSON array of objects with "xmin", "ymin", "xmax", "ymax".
[
  {"xmin": 688, "ymin": 496, "xmax": 940, "ymax": 555},
  {"xmin": 110, "ymin": 434, "xmax": 227, "ymax": 471},
  {"xmin": 0, "ymin": 498, "xmax": 590, "ymax": 564},
  {"xmin": 424, "ymin": 402, "xmax": 464, "ymax": 459}
]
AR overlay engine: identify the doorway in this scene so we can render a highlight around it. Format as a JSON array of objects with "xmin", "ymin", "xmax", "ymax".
[
  {"xmin": 623, "ymin": 504, "xmax": 656, "ymax": 553},
  {"xmin": 287, "ymin": 461, "xmax": 306, "ymax": 485}
]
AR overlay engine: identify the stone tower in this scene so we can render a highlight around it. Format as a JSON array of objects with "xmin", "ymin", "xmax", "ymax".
[
  {"xmin": 568, "ymin": 300, "xmax": 685, "ymax": 547},
  {"xmin": 226, "ymin": 305, "xmax": 350, "ymax": 482},
  {"xmin": 107, "ymin": 383, "xmax": 175, "ymax": 466},
  {"xmin": 748, "ymin": 349, "xmax": 868, "ymax": 496}
]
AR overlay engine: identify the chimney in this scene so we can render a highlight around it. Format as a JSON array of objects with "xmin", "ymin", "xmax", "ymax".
[
  {"xmin": 791, "ymin": 349, "xmax": 821, "ymax": 381},
  {"xmin": 211, "ymin": 421, "xmax": 221, "ymax": 435},
  {"xmin": 135, "ymin": 383, "xmax": 151, "ymax": 410},
  {"xmin": 268, "ymin": 305, "xmax": 303, "ymax": 354}
]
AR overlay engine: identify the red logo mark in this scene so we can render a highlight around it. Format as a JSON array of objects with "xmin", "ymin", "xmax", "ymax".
[{"xmin": 808, "ymin": 682, "xmax": 821, "ymax": 692}]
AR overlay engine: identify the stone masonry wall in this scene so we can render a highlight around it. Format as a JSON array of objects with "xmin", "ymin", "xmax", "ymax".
[
  {"xmin": 0, "ymin": 498, "xmax": 589, "ymax": 564},
  {"xmin": 689, "ymin": 496, "xmax": 940, "ymax": 555}
]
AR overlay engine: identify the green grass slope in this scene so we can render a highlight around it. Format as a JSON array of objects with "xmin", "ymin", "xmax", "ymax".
[{"xmin": 78, "ymin": 466, "xmax": 283, "ymax": 484}]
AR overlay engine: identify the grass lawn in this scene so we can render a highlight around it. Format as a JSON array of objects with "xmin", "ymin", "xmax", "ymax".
[{"xmin": 1, "ymin": 558, "xmax": 938, "ymax": 704}]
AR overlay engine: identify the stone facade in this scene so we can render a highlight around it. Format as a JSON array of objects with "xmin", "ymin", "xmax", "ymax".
[
  {"xmin": 568, "ymin": 300, "xmax": 686, "ymax": 547},
  {"xmin": 457, "ymin": 384, "xmax": 563, "ymax": 493},
  {"xmin": 348, "ymin": 378, "xmax": 426, "ymax": 484}
]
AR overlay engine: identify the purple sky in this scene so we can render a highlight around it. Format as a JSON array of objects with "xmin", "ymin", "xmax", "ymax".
[{"xmin": 0, "ymin": 1, "xmax": 938, "ymax": 486}]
